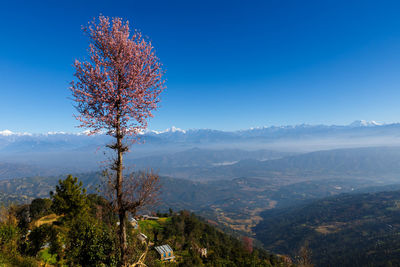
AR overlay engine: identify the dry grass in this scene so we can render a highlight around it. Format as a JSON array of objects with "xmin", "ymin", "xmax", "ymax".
[
  {"xmin": 315, "ymin": 222, "xmax": 346, "ymax": 234},
  {"xmin": 33, "ymin": 214, "xmax": 60, "ymax": 228}
]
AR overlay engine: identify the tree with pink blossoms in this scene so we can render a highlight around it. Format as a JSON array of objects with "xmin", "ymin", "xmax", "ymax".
[{"xmin": 70, "ymin": 15, "xmax": 165, "ymax": 266}]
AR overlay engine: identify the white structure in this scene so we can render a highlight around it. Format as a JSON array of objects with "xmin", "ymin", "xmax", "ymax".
[
  {"xmin": 138, "ymin": 233, "xmax": 148, "ymax": 243},
  {"xmin": 142, "ymin": 215, "xmax": 159, "ymax": 220}
]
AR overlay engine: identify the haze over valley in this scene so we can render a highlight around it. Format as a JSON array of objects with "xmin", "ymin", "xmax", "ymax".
[
  {"xmin": 2, "ymin": 120, "xmax": 400, "ymax": 179},
  {"xmin": 3, "ymin": 121, "xmax": 400, "ymax": 244}
]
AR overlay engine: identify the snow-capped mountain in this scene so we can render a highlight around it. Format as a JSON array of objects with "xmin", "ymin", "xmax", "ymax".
[
  {"xmin": 349, "ymin": 120, "xmax": 383, "ymax": 127},
  {"xmin": 0, "ymin": 120, "xmax": 388, "ymax": 137},
  {"xmin": 1, "ymin": 120, "xmax": 399, "ymax": 155},
  {"xmin": 146, "ymin": 126, "xmax": 187, "ymax": 135},
  {"xmin": 0, "ymin": 130, "xmax": 14, "ymax": 136},
  {"xmin": 1, "ymin": 120, "xmax": 400, "ymax": 179},
  {"xmin": 0, "ymin": 129, "xmax": 32, "ymax": 136}
]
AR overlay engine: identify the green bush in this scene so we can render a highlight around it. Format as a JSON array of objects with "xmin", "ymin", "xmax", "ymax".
[
  {"xmin": 29, "ymin": 198, "xmax": 52, "ymax": 220},
  {"xmin": 25, "ymin": 224, "xmax": 52, "ymax": 256},
  {"xmin": 0, "ymin": 224, "xmax": 17, "ymax": 247},
  {"xmin": 66, "ymin": 217, "xmax": 117, "ymax": 266}
]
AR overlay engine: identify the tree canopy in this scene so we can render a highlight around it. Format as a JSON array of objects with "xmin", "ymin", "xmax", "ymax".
[{"xmin": 50, "ymin": 175, "xmax": 88, "ymax": 219}]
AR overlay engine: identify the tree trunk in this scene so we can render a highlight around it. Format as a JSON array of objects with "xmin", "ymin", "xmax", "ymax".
[
  {"xmin": 116, "ymin": 127, "xmax": 128, "ymax": 266},
  {"xmin": 119, "ymin": 207, "xmax": 127, "ymax": 266}
]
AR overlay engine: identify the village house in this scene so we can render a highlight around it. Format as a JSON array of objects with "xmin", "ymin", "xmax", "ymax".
[
  {"xmin": 141, "ymin": 214, "xmax": 159, "ymax": 220},
  {"xmin": 129, "ymin": 217, "xmax": 138, "ymax": 229},
  {"xmin": 137, "ymin": 233, "xmax": 148, "ymax": 244},
  {"xmin": 154, "ymin": 244, "xmax": 175, "ymax": 262}
]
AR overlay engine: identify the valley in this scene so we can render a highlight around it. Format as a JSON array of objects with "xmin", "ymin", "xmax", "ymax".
[{"xmin": 2, "ymin": 146, "xmax": 400, "ymax": 239}]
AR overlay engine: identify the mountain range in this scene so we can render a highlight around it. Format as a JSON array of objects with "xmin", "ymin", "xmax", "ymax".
[
  {"xmin": 1, "ymin": 120, "xmax": 400, "ymax": 177},
  {"xmin": 2, "ymin": 120, "xmax": 400, "ymax": 152}
]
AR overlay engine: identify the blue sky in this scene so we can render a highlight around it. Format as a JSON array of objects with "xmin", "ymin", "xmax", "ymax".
[{"xmin": 1, "ymin": 0, "xmax": 400, "ymax": 133}]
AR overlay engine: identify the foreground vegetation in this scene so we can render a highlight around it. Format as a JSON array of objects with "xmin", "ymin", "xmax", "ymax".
[{"xmin": 0, "ymin": 175, "xmax": 287, "ymax": 266}]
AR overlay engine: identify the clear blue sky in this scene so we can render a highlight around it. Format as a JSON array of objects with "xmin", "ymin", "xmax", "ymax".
[{"xmin": 1, "ymin": 0, "xmax": 400, "ymax": 133}]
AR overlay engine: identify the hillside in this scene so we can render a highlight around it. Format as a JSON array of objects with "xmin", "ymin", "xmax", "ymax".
[
  {"xmin": 3, "ymin": 146, "xmax": 400, "ymax": 183},
  {"xmin": 136, "ymin": 211, "xmax": 285, "ymax": 266},
  {"xmin": 126, "ymin": 148, "xmax": 291, "ymax": 178},
  {"xmin": 187, "ymin": 146, "xmax": 400, "ymax": 181},
  {"xmin": 1, "ymin": 171, "xmax": 399, "ymax": 235},
  {"xmin": 0, "ymin": 147, "xmax": 289, "ymax": 180},
  {"xmin": 0, "ymin": 173, "xmax": 100, "ymax": 203},
  {"xmin": 255, "ymin": 190, "xmax": 400, "ymax": 266},
  {"xmin": 0, "ymin": 175, "xmax": 287, "ymax": 266},
  {"xmin": 0, "ymin": 162, "xmax": 46, "ymax": 180}
]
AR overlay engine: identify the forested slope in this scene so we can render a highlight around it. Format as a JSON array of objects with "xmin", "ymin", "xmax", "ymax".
[{"xmin": 255, "ymin": 190, "xmax": 400, "ymax": 266}]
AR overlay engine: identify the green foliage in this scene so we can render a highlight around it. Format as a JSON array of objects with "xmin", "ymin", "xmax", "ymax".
[
  {"xmin": 87, "ymin": 193, "xmax": 116, "ymax": 226},
  {"xmin": 50, "ymin": 175, "xmax": 88, "ymax": 219},
  {"xmin": 29, "ymin": 198, "xmax": 52, "ymax": 220},
  {"xmin": 65, "ymin": 216, "xmax": 117, "ymax": 266},
  {"xmin": 0, "ymin": 224, "xmax": 18, "ymax": 248},
  {"xmin": 11, "ymin": 204, "xmax": 30, "ymax": 233},
  {"xmin": 48, "ymin": 226, "xmax": 65, "ymax": 264},
  {"xmin": 138, "ymin": 219, "xmax": 163, "ymax": 235},
  {"xmin": 0, "ymin": 254, "xmax": 39, "ymax": 267},
  {"xmin": 0, "ymin": 220, "xmax": 40, "ymax": 266},
  {"xmin": 25, "ymin": 224, "xmax": 53, "ymax": 256},
  {"xmin": 38, "ymin": 248, "xmax": 57, "ymax": 265}
]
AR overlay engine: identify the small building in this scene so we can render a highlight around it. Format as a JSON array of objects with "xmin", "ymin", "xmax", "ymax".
[
  {"xmin": 130, "ymin": 217, "xmax": 138, "ymax": 229},
  {"xmin": 137, "ymin": 233, "xmax": 148, "ymax": 243},
  {"xmin": 155, "ymin": 244, "xmax": 175, "ymax": 261},
  {"xmin": 142, "ymin": 215, "xmax": 159, "ymax": 220}
]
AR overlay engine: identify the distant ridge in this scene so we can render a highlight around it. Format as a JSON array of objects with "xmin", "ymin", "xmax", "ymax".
[
  {"xmin": 0, "ymin": 120, "xmax": 393, "ymax": 136},
  {"xmin": 2, "ymin": 121, "xmax": 400, "ymax": 178}
]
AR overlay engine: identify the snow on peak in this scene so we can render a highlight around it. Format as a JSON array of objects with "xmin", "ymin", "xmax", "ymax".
[
  {"xmin": 0, "ymin": 129, "xmax": 14, "ymax": 136},
  {"xmin": 349, "ymin": 120, "xmax": 383, "ymax": 127},
  {"xmin": 0, "ymin": 130, "xmax": 32, "ymax": 136},
  {"xmin": 369, "ymin": 121, "xmax": 383, "ymax": 126},
  {"xmin": 149, "ymin": 126, "xmax": 186, "ymax": 134},
  {"xmin": 47, "ymin": 131, "xmax": 67, "ymax": 135},
  {"xmin": 75, "ymin": 129, "xmax": 92, "ymax": 136},
  {"xmin": 168, "ymin": 126, "xmax": 186, "ymax": 133}
]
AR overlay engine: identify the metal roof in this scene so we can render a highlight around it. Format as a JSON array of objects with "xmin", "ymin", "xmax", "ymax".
[
  {"xmin": 143, "ymin": 215, "xmax": 159, "ymax": 220},
  {"xmin": 155, "ymin": 244, "xmax": 173, "ymax": 255}
]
